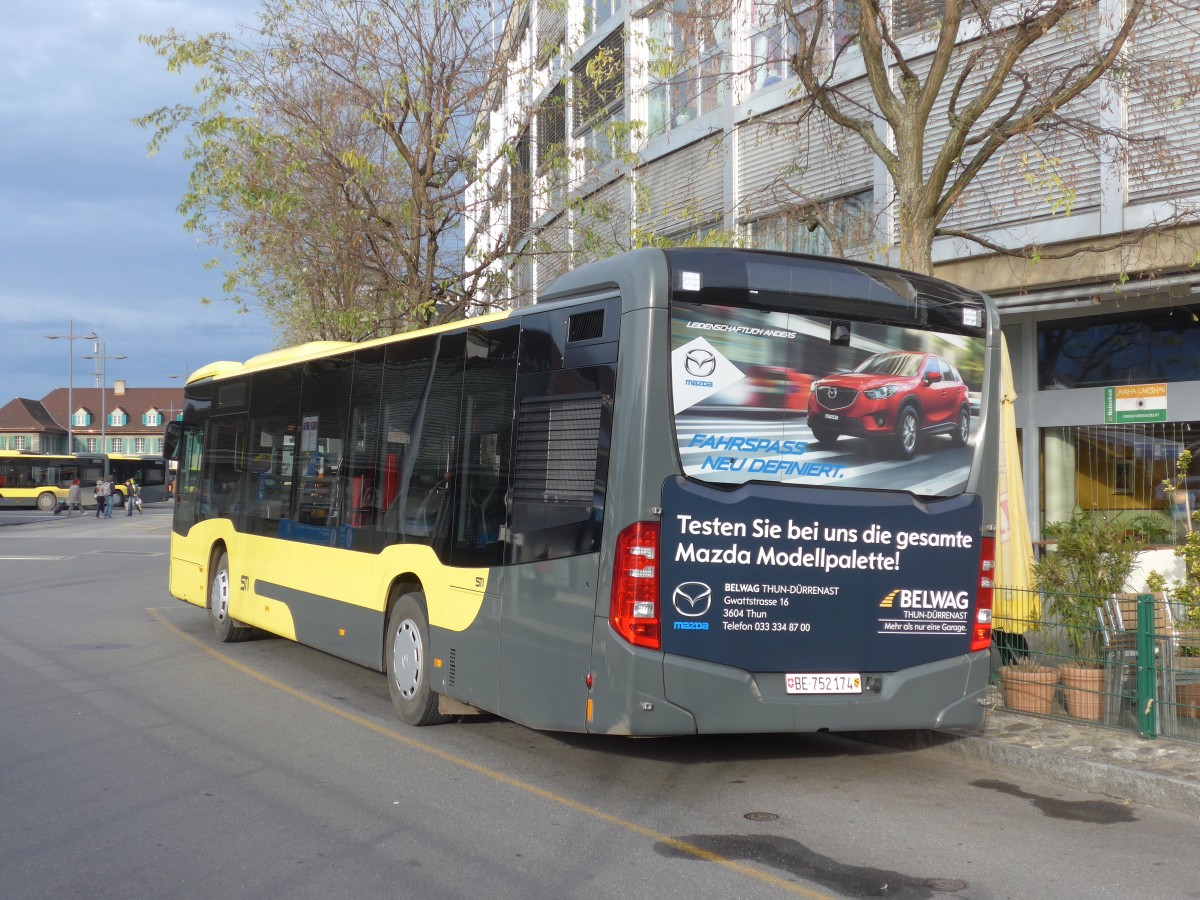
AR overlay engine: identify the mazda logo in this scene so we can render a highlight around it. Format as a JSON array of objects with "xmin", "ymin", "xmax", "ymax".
[
  {"xmin": 822, "ymin": 387, "xmax": 838, "ymax": 400},
  {"xmin": 684, "ymin": 348, "xmax": 717, "ymax": 378},
  {"xmin": 673, "ymin": 582, "xmax": 712, "ymax": 617}
]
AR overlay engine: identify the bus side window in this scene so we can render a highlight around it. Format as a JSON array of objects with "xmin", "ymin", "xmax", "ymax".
[
  {"xmin": 245, "ymin": 365, "xmax": 302, "ymax": 537},
  {"xmin": 508, "ymin": 368, "xmax": 613, "ymax": 564},
  {"xmin": 451, "ymin": 324, "xmax": 519, "ymax": 568},
  {"xmin": 202, "ymin": 414, "xmax": 247, "ymax": 523},
  {"xmin": 388, "ymin": 332, "xmax": 464, "ymax": 560},
  {"xmin": 295, "ymin": 356, "xmax": 353, "ymax": 529}
]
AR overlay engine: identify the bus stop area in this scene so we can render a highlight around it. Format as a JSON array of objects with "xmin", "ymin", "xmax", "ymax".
[{"xmin": 856, "ymin": 696, "xmax": 1200, "ymax": 818}]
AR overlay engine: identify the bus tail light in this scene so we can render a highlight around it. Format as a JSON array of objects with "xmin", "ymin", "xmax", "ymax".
[
  {"xmin": 610, "ymin": 521, "xmax": 661, "ymax": 650},
  {"xmin": 972, "ymin": 536, "xmax": 995, "ymax": 653}
]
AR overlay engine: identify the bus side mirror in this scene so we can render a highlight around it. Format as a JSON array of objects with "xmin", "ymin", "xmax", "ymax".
[{"xmin": 163, "ymin": 421, "xmax": 183, "ymax": 461}]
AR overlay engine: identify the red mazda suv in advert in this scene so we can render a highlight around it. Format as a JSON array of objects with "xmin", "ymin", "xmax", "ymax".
[{"xmin": 807, "ymin": 350, "xmax": 971, "ymax": 459}]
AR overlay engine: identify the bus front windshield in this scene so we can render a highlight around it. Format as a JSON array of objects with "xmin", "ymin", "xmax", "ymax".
[{"xmin": 670, "ymin": 301, "xmax": 985, "ymax": 497}]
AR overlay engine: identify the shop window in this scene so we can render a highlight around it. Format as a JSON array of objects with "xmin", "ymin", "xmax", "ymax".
[
  {"xmin": 1038, "ymin": 303, "xmax": 1200, "ymax": 390},
  {"xmin": 1040, "ymin": 422, "xmax": 1200, "ymax": 546}
]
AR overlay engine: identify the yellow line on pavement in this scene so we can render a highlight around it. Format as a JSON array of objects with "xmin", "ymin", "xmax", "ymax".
[{"xmin": 148, "ymin": 606, "xmax": 829, "ymax": 899}]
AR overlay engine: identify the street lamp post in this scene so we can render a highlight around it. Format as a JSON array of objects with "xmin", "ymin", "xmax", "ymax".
[
  {"xmin": 81, "ymin": 342, "xmax": 127, "ymax": 476},
  {"xmin": 166, "ymin": 371, "xmax": 190, "ymax": 425},
  {"xmin": 44, "ymin": 321, "xmax": 98, "ymax": 453}
]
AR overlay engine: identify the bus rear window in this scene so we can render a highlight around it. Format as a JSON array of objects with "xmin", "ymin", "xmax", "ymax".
[{"xmin": 671, "ymin": 303, "xmax": 985, "ymax": 496}]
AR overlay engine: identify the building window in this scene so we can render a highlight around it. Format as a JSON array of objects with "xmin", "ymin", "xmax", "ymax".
[
  {"xmin": 511, "ymin": 128, "xmax": 532, "ymax": 236},
  {"xmin": 109, "ymin": 409, "xmax": 128, "ymax": 428},
  {"xmin": 143, "ymin": 410, "xmax": 163, "ymax": 427},
  {"xmin": 747, "ymin": 190, "xmax": 873, "ymax": 256},
  {"xmin": 537, "ymin": 83, "xmax": 568, "ymax": 206},
  {"xmin": 892, "ymin": 0, "xmax": 944, "ymax": 33},
  {"xmin": 537, "ymin": 0, "xmax": 567, "ymax": 67},
  {"xmin": 582, "ymin": 0, "xmax": 623, "ymax": 37},
  {"xmin": 1041, "ymin": 422, "xmax": 1200, "ymax": 547},
  {"xmin": 647, "ymin": 2, "xmax": 727, "ymax": 136},
  {"xmin": 73, "ymin": 409, "xmax": 90, "ymax": 427},
  {"xmin": 109, "ymin": 438, "xmax": 123, "ymax": 454},
  {"xmin": 13, "ymin": 436, "xmax": 28, "ymax": 450},
  {"xmin": 1038, "ymin": 304, "xmax": 1200, "ymax": 390},
  {"xmin": 749, "ymin": 0, "xmax": 798, "ymax": 91},
  {"xmin": 573, "ymin": 28, "xmax": 625, "ymax": 163},
  {"xmin": 133, "ymin": 438, "xmax": 147, "ymax": 454},
  {"xmin": 86, "ymin": 438, "xmax": 99, "ymax": 452}
]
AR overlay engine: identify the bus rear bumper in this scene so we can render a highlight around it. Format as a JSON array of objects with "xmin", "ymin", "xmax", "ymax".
[{"xmin": 658, "ymin": 651, "xmax": 989, "ymax": 735}]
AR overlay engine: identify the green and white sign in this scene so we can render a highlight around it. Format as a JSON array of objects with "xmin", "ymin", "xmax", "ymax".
[{"xmin": 1104, "ymin": 384, "xmax": 1167, "ymax": 423}]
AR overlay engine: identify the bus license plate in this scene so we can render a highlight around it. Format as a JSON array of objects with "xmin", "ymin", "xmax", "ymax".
[{"xmin": 785, "ymin": 673, "xmax": 862, "ymax": 695}]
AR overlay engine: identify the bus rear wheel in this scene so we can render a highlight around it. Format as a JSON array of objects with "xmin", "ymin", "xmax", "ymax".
[
  {"xmin": 387, "ymin": 592, "xmax": 449, "ymax": 726},
  {"xmin": 209, "ymin": 550, "xmax": 252, "ymax": 642},
  {"xmin": 37, "ymin": 491, "xmax": 58, "ymax": 512}
]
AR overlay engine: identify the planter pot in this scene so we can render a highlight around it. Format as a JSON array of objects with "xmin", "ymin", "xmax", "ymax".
[
  {"xmin": 1177, "ymin": 682, "xmax": 1200, "ymax": 719},
  {"xmin": 1059, "ymin": 664, "xmax": 1104, "ymax": 722},
  {"xmin": 999, "ymin": 664, "xmax": 1058, "ymax": 715}
]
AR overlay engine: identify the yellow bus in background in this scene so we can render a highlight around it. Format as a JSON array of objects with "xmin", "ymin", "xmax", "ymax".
[{"xmin": 0, "ymin": 451, "xmax": 167, "ymax": 510}]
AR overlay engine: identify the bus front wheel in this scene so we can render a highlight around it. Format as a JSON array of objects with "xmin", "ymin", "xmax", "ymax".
[
  {"xmin": 209, "ymin": 550, "xmax": 252, "ymax": 642},
  {"xmin": 387, "ymin": 592, "xmax": 449, "ymax": 726},
  {"xmin": 37, "ymin": 491, "xmax": 58, "ymax": 512}
]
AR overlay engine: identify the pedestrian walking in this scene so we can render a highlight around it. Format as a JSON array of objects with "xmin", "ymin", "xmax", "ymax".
[
  {"xmin": 125, "ymin": 479, "xmax": 142, "ymax": 516},
  {"xmin": 102, "ymin": 478, "xmax": 114, "ymax": 518},
  {"xmin": 94, "ymin": 479, "xmax": 104, "ymax": 518},
  {"xmin": 67, "ymin": 478, "xmax": 82, "ymax": 517}
]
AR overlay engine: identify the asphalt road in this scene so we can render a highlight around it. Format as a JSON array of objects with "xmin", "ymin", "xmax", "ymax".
[{"xmin": 3, "ymin": 507, "xmax": 1199, "ymax": 899}]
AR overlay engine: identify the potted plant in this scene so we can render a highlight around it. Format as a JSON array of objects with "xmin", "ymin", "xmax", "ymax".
[
  {"xmin": 1151, "ymin": 452, "xmax": 1200, "ymax": 719},
  {"xmin": 1031, "ymin": 507, "xmax": 1143, "ymax": 720},
  {"xmin": 998, "ymin": 656, "xmax": 1059, "ymax": 715}
]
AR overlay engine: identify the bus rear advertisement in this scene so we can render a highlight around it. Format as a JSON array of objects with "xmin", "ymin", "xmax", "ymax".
[{"xmin": 165, "ymin": 248, "xmax": 999, "ymax": 736}]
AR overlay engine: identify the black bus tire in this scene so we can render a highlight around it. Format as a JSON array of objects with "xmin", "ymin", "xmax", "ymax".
[
  {"xmin": 37, "ymin": 491, "xmax": 58, "ymax": 512},
  {"xmin": 387, "ymin": 592, "xmax": 449, "ymax": 726},
  {"xmin": 209, "ymin": 550, "xmax": 252, "ymax": 642}
]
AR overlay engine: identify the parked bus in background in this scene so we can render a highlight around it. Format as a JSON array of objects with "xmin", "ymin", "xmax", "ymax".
[
  {"xmin": 0, "ymin": 452, "xmax": 168, "ymax": 510},
  {"xmin": 165, "ymin": 248, "xmax": 1000, "ymax": 735},
  {"xmin": 0, "ymin": 451, "xmax": 86, "ymax": 510},
  {"xmin": 107, "ymin": 454, "xmax": 169, "ymax": 505}
]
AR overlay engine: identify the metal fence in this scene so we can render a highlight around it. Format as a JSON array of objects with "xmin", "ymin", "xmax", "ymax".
[{"xmin": 991, "ymin": 588, "xmax": 1200, "ymax": 742}]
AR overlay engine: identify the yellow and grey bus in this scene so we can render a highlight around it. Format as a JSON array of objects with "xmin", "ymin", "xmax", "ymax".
[
  {"xmin": 165, "ymin": 248, "xmax": 1000, "ymax": 734},
  {"xmin": 0, "ymin": 451, "xmax": 167, "ymax": 510}
]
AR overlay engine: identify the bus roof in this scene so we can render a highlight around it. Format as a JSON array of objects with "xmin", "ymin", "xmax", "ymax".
[{"xmin": 186, "ymin": 312, "xmax": 513, "ymax": 384}]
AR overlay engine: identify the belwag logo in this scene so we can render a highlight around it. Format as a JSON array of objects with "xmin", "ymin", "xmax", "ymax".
[{"xmin": 880, "ymin": 588, "xmax": 969, "ymax": 610}]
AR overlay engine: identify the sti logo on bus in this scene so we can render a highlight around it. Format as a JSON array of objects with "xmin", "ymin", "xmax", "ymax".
[{"xmin": 672, "ymin": 582, "xmax": 712, "ymax": 630}]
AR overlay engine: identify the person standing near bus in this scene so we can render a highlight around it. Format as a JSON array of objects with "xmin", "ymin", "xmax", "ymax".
[
  {"xmin": 94, "ymin": 479, "xmax": 105, "ymax": 518},
  {"xmin": 67, "ymin": 478, "xmax": 82, "ymax": 517},
  {"xmin": 103, "ymin": 477, "xmax": 115, "ymax": 518},
  {"xmin": 125, "ymin": 479, "xmax": 141, "ymax": 516}
]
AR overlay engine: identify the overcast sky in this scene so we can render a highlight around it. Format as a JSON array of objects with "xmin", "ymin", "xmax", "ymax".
[{"xmin": 0, "ymin": 0, "xmax": 276, "ymax": 402}]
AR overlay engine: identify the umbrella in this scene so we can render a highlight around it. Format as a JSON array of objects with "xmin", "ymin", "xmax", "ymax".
[{"xmin": 994, "ymin": 333, "xmax": 1039, "ymax": 651}]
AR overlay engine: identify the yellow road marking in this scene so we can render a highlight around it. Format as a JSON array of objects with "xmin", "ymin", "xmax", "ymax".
[{"xmin": 149, "ymin": 607, "xmax": 830, "ymax": 898}]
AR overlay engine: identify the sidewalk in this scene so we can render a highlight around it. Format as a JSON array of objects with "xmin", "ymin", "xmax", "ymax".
[{"xmin": 857, "ymin": 692, "xmax": 1200, "ymax": 817}]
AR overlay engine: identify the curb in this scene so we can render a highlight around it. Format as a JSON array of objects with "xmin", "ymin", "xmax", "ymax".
[{"xmin": 850, "ymin": 721, "xmax": 1200, "ymax": 818}]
